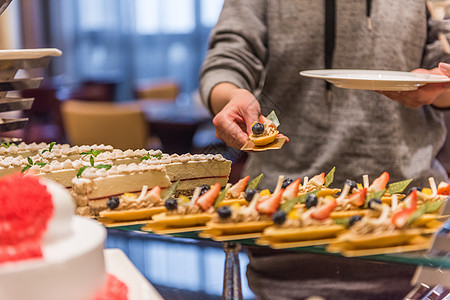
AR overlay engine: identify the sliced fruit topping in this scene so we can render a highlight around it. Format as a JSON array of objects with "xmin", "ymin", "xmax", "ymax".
[
  {"xmin": 227, "ymin": 175, "xmax": 250, "ymax": 199},
  {"xmin": 309, "ymin": 172, "xmax": 325, "ymax": 187},
  {"xmin": 146, "ymin": 185, "xmax": 161, "ymax": 202},
  {"xmin": 403, "ymin": 189, "xmax": 418, "ymax": 210},
  {"xmin": 282, "ymin": 178, "xmax": 301, "ymax": 201},
  {"xmin": 281, "ymin": 178, "xmax": 294, "ymax": 189},
  {"xmin": 272, "ymin": 210, "xmax": 287, "ymax": 225},
  {"xmin": 107, "ymin": 196, "xmax": 120, "ymax": 209},
  {"xmin": 217, "ymin": 205, "xmax": 232, "ymax": 219},
  {"xmin": 348, "ymin": 188, "xmax": 367, "ymax": 207},
  {"xmin": 195, "ymin": 182, "xmax": 221, "ymax": 211},
  {"xmin": 304, "ymin": 194, "xmax": 318, "ymax": 209},
  {"xmin": 164, "ymin": 198, "xmax": 178, "ymax": 211},
  {"xmin": 367, "ymin": 172, "xmax": 389, "ymax": 193},
  {"xmin": 256, "ymin": 189, "xmax": 283, "ymax": 215},
  {"xmin": 437, "ymin": 181, "xmax": 450, "ymax": 195},
  {"xmin": 251, "ymin": 122, "xmax": 265, "ymax": 136},
  {"xmin": 310, "ymin": 197, "xmax": 337, "ymax": 220},
  {"xmin": 392, "ymin": 190, "xmax": 417, "ymax": 229}
]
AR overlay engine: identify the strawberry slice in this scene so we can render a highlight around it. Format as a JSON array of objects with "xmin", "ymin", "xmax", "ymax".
[
  {"xmin": 282, "ymin": 178, "xmax": 301, "ymax": 201},
  {"xmin": 368, "ymin": 172, "xmax": 389, "ymax": 193},
  {"xmin": 392, "ymin": 190, "xmax": 417, "ymax": 229},
  {"xmin": 309, "ymin": 172, "xmax": 325, "ymax": 187},
  {"xmin": 392, "ymin": 207, "xmax": 415, "ymax": 229},
  {"xmin": 195, "ymin": 182, "xmax": 221, "ymax": 211},
  {"xmin": 348, "ymin": 188, "xmax": 367, "ymax": 207},
  {"xmin": 227, "ymin": 175, "xmax": 250, "ymax": 199},
  {"xmin": 256, "ymin": 189, "xmax": 283, "ymax": 215},
  {"xmin": 310, "ymin": 198, "xmax": 337, "ymax": 220},
  {"xmin": 437, "ymin": 181, "xmax": 450, "ymax": 195},
  {"xmin": 146, "ymin": 185, "xmax": 161, "ymax": 201},
  {"xmin": 403, "ymin": 190, "xmax": 418, "ymax": 210}
]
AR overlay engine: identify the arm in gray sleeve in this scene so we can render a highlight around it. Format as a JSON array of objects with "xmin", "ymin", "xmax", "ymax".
[{"xmin": 199, "ymin": 0, "xmax": 268, "ymax": 111}]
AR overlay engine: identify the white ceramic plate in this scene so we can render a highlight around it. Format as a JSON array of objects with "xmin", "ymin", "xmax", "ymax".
[
  {"xmin": 300, "ymin": 69, "xmax": 450, "ymax": 91},
  {"xmin": 104, "ymin": 249, "xmax": 164, "ymax": 300}
]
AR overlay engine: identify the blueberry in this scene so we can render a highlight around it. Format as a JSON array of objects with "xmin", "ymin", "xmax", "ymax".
[
  {"xmin": 368, "ymin": 198, "xmax": 382, "ymax": 210},
  {"xmin": 251, "ymin": 122, "xmax": 265, "ymax": 135},
  {"xmin": 344, "ymin": 179, "xmax": 358, "ymax": 191},
  {"xmin": 272, "ymin": 210, "xmax": 287, "ymax": 225},
  {"xmin": 244, "ymin": 188, "xmax": 257, "ymax": 202},
  {"xmin": 199, "ymin": 184, "xmax": 210, "ymax": 196},
  {"xmin": 348, "ymin": 215, "xmax": 362, "ymax": 227},
  {"xmin": 107, "ymin": 196, "xmax": 120, "ymax": 209},
  {"xmin": 407, "ymin": 187, "xmax": 422, "ymax": 196},
  {"xmin": 165, "ymin": 198, "xmax": 178, "ymax": 211},
  {"xmin": 217, "ymin": 206, "xmax": 232, "ymax": 219},
  {"xmin": 282, "ymin": 178, "xmax": 294, "ymax": 189},
  {"xmin": 305, "ymin": 194, "xmax": 318, "ymax": 209}
]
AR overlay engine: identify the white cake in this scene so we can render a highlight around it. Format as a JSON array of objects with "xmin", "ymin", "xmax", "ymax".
[{"xmin": 0, "ymin": 174, "xmax": 107, "ymax": 300}]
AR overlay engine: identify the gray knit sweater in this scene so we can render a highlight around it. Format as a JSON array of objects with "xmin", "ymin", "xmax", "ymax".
[{"xmin": 200, "ymin": 0, "xmax": 450, "ymax": 190}]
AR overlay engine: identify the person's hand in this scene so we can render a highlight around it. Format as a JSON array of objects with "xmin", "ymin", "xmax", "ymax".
[
  {"xmin": 379, "ymin": 62, "xmax": 450, "ymax": 109},
  {"xmin": 212, "ymin": 88, "xmax": 261, "ymax": 148}
]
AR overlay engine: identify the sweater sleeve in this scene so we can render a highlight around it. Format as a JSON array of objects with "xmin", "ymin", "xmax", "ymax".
[
  {"xmin": 199, "ymin": 0, "xmax": 268, "ymax": 112},
  {"xmin": 422, "ymin": 17, "xmax": 450, "ymax": 69}
]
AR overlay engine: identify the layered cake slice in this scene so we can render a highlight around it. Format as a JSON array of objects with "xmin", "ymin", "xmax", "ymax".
[{"xmin": 72, "ymin": 163, "xmax": 172, "ymax": 216}]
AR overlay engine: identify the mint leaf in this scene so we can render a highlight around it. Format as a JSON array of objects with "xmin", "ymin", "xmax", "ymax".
[
  {"xmin": 27, "ymin": 157, "xmax": 33, "ymax": 165},
  {"xmin": 406, "ymin": 205, "xmax": 427, "ymax": 226},
  {"xmin": 266, "ymin": 110, "xmax": 280, "ymax": 127},
  {"xmin": 48, "ymin": 142, "xmax": 55, "ymax": 152},
  {"xmin": 162, "ymin": 180, "xmax": 180, "ymax": 202},
  {"xmin": 1, "ymin": 142, "xmax": 10, "ymax": 148},
  {"xmin": 95, "ymin": 164, "xmax": 112, "ymax": 170},
  {"xmin": 324, "ymin": 167, "xmax": 336, "ymax": 188},
  {"xmin": 247, "ymin": 173, "xmax": 264, "ymax": 190},
  {"xmin": 280, "ymin": 195, "xmax": 302, "ymax": 213},
  {"xmin": 77, "ymin": 166, "xmax": 89, "ymax": 178},
  {"xmin": 387, "ymin": 179, "xmax": 413, "ymax": 195},
  {"xmin": 90, "ymin": 156, "xmax": 94, "ymax": 166},
  {"xmin": 35, "ymin": 162, "xmax": 47, "ymax": 167},
  {"xmin": 21, "ymin": 165, "xmax": 32, "ymax": 173},
  {"xmin": 214, "ymin": 185, "xmax": 230, "ymax": 208}
]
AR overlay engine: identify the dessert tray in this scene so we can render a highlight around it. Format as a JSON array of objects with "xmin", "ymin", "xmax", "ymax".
[{"xmin": 300, "ymin": 69, "xmax": 450, "ymax": 91}]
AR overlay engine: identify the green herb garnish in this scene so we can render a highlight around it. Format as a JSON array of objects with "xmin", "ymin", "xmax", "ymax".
[
  {"xmin": 1, "ymin": 142, "xmax": 11, "ymax": 148},
  {"xmin": 247, "ymin": 173, "xmax": 264, "ymax": 190},
  {"xmin": 76, "ymin": 164, "xmax": 112, "ymax": 178},
  {"xmin": 324, "ymin": 167, "xmax": 336, "ymax": 188},
  {"xmin": 41, "ymin": 142, "xmax": 56, "ymax": 154},
  {"xmin": 266, "ymin": 110, "xmax": 280, "ymax": 127},
  {"xmin": 214, "ymin": 185, "xmax": 230, "ymax": 208},
  {"xmin": 81, "ymin": 149, "xmax": 102, "ymax": 158},
  {"xmin": 406, "ymin": 205, "xmax": 427, "ymax": 226},
  {"xmin": 162, "ymin": 180, "xmax": 180, "ymax": 202},
  {"xmin": 387, "ymin": 179, "xmax": 413, "ymax": 195},
  {"xmin": 281, "ymin": 189, "xmax": 320, "ymax": 213},
  {"xmin": 141, "ymin": 152, "xmax": 163, "ymax": 161},
  {"xmin": 21, "ymin": 157, "xmax": 47, "ymax": 173}
]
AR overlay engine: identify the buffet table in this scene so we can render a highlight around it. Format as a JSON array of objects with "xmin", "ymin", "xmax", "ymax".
[{"xmin": 104, "ymin": 218, "xmax": 450, "ymax": 300}]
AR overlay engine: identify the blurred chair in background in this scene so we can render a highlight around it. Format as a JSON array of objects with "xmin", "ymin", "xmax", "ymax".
[
  {"xmin": 61, "ymin": 100, "xmax": 149, "ymax": 150},
  {"xmin": 69, "ymin": 80, "xmax": 118, "ymax": 102},
  {"xmin": 134, "ymin": 80, "xmax": 179, "ymax": 101}
]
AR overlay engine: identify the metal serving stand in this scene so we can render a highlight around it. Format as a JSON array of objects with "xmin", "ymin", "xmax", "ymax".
[
  {"xmin": 0, "ymin": 0, "xmax": 61, "ymax": 143},
  {"xmin": 0, "ymin": 48, "xmax": 62, "ymax": 143}
]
